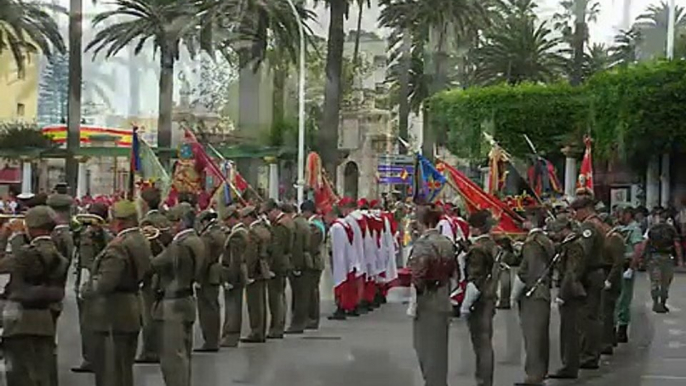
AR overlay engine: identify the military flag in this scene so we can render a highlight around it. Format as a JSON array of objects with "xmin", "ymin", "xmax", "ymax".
[
  {"xmin": 576, "ymin": 136, "xmax": 594, "ymax": 196},
  {"xmin": 129, "ymin": 126, "xmax": 170, "ymax": 199},
  {"xmin": 488, "ymin": 145, "xmax": 541, "ymax": 214},
  {"xmin": 413, "ymin": 154, "xmax": 447, "ymax": 204},
  {"xmin": 305, "ymin": 152, "xmax": 339, "ymax": 214},
  {"xmin": 527, "ymin": 156, "xmax": 563, "ymax": 199}
]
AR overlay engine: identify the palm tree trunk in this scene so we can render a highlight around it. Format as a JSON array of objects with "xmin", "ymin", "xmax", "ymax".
[
  {"xmin": 157, "ymin": 46, "xmax": 174, "ymax": 166},
  {"xmin": 571, "ymin": 2, "xmax": 587, "ymax": 86},
  {"xmin": 66, "ymin": 0, "xmax": 83, "ymax": 194},
  {"xmin": 320, "ymin": 0, "xmax": 346, "ymax": 180},
  {"xmin": 352, "ymin": 0, "xmax": 364, "ymax": 67},
  {"xmin": 272, "ymin": 66, "xmax": 286, "ymax": 125},
  {"xmin": 128, "ymin": 45, "xmax": 140, "ymax": 117},
  {"xmin": 422, "ymin": 26, "xmax": 447, "ymax": 157}
]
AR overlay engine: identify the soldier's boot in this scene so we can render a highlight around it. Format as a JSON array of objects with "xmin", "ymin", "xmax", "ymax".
[
  {"xmin": 661, "ymin": 292, "xmax": 670, "ymax": 312},
  {"xmin": 601, "ymin": 346, "xmax": 614, "ymax": 355},
  {"xmin": 328, "ymin": 308, "xmax": 347, "ymax": 321},
  {"xmin": 652, "ymin": 297, "xmax": 667, "ymax": 313},
  {"xmin": 617, "ymin": 325, "xmax": 629, "ymax": 343}
]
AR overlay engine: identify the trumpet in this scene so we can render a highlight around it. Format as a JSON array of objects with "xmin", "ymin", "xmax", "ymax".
[
  {"xmin": 141, "ymin": 225, "xmax": 160, "ymax": 240},
  {"xmin": 74, "ymin": 213, "xmax": 107, "ymax": 226}
]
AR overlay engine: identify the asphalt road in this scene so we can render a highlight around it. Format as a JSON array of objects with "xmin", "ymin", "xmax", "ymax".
[{"xmin": 4, "ymin": 271, "xmax": 685, "ymax": 386}]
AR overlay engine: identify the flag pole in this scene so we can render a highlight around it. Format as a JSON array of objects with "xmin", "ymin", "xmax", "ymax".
[{"xmin": 205, "ymin": 142, "xmax": 264, "ymax": 203}]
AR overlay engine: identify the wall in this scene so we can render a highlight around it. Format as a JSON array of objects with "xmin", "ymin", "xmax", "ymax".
[{"xmin": 0, "ymin": 51, "xmax": 39, "ymax": 122}]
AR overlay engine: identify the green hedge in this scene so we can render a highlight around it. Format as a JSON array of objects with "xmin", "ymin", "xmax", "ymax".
[{"xmin": 429, "ymin": 60, "xmax": 686, "ymax": 168}]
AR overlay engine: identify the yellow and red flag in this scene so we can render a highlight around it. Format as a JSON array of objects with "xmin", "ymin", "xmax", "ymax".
[
  {"xmin": 576, "ymin": 136, "xmax": 594, "ymax": 197},
  {"xmin": 305, "ymin": 152, "xmax": 339, "ymax": 214}
]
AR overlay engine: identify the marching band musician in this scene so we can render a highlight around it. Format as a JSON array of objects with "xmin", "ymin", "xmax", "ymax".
[
  {"xmin": 195, "ymin": 210, "xmax": 224, "ymax": 352},
  {"xmin": 80, "ymin": 200, "xmax": 151, "ymax": 386},
  {"xmin": 408, "ymin": 204, "xmax": 455, "ymax": 386},
  {"xmin": 301, "ymin": 200, "xmax": 325, "ymax": 329}
]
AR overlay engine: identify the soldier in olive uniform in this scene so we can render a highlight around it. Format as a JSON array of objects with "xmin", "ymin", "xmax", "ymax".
[
  {"xmin": 511, "ymin": 209, "xmax": 555, "ymax": 386},
  {"xmin": 81, "ymin": 200, "xmax": 152, "ymax": 386},
  {"xmin": 152, "ymin": 203, "xmax": 205, "ymax": 386},
  {"xmin": 220, "ymin": 205, "xmax": 249, "ymax": 347},
  {"xmin": 548, "ymin": 215, "xmax": 587, "ymax": 380},
  {"xmin": 0, "ymin": 206, "xmax": 69, "ymax": 386},
  {"xmin": 137, "ymin": 187, "xmax": 173, "ymax": 363},
  {"xmin": 195, "ymin": 210, "xmax": 224, "ymax": 352},
  {"xmin": 408, "ymin": 205, "xmax": 455, "ymax": 386},
  {"xmin": 301, "ymin": 200, "xmax": 325, "ymax": 330},
  {"xmin": 286, "ymin": 205, "xmax": 312, "ymax": 334},
  {"xmin": 240, "ymin": 206, "xmax": 272, "ymax": 343},
  {"xmin": 264, "ymin": 199, "xmax": 294, "ymax": 339},
  {"xmin": 461, "ymin": 210, "xmax": 499, "ymax": 386},
  {"xmin": 46, "ymin": 192, "xmax": 75, "ymax": 264},
  {"xmin": 599, "ymin": 218, "xmax": 626, "ymax": 355},
  {"xmin": 72, "ymin": 202, "xmax": 113, "ymax": 373},
  {"xmin": 570, "ymin": 197, "xmax": 605, "ymax": 370}
]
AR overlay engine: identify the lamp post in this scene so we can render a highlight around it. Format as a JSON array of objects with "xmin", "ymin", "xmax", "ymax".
[
  {"xmin": 285, "ymin": 0, "xmax": 306, "ymax": 206},
  {"xmin": 668, "ymin": 0, "xmax": 676, "ymax": 59}
]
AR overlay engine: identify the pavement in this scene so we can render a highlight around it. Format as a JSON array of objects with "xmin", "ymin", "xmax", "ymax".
[{"xmin": 6, "ymin": 271, "xmax": 685, "ymax": 386}]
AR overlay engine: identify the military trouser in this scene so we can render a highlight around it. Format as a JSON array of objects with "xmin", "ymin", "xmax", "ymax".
[
  {"xmin": 601, "ymin": 287, "xmax": 620, "ymax": 351},
  {"xmin": 138, "ymin": 284, "xmax": 159, "ymax": 360},
  {"xmin": 157, "ymin": 320, "xmax": 193, "ymax": 386},
  {"xmin": 467, "ymin": 299, "xmax": 495, "ymax": 386},
  {"xmin": 92, "ymin": 331, "xmax": 138, "ymax": 386},
  {"xmin": 580, "ymin": 269, "xmax": 604, "ymax": 366},
  {"xmin": 558, "ymin": 299, "xmax": 582, "ymax": 375},
  {"xmin": 196, "ymin": 284, "xmax": 220, "ymax": 350},
  {"xmin": 519, "ymin": 298, "xmax": 550, "ymax": 383},
  {"xmin": 413, "ymin": 288, "xmax": 450, "ymax": 386},
  {"xmin": 221, "ymin": 285, "xmax": 244, "ymax": 347},
  {"xmin": 287, "ymin": 272, "xmax": 310, "ymax": 332},
  {"xmin": 647, "ymin": 254, "xmax": 674, "ymax": 301},
  {"xmin": 615, "ymin": 275, "xmax": 634, "ymax": 326},
  {"xmin": 77, "ymin": 297, "xmax": 95, "ymax": 365},
  {"xmin": 497, "ymin": 268, "xmax": 512, "ymax": 308},
  {"xmin": 307, "ymin": 270, "xmax": 323, "ymax": 329},
  {"xmin": 268, "ymin": 275, "xmax": 287, "ymax": 337},
  {"xmin": 4, "ymin": 335, "xmax": 54, "ymax": 386},
  {"xmin": 245, "ymin": 280, "xmax": 267, "ymax": 340}
]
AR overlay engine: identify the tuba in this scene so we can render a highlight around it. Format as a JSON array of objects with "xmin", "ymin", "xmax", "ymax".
[{"xmin": 141, "ymin": 225, "xmax": 161, "ymax": 240}]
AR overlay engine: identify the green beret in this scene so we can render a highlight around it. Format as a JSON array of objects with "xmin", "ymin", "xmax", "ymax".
[
  {"xmin": 25, "ymin": 206, "xmax": 57, "ymax": 228},
  {"xmin": 221, "ymin": 205, "xmax": 239, "ymax": 220},
  {"xmin": 166, "ymin": 202, "xmax": 193, "ymax": 222},
  {"xmin": 197, "ymin": 210, "xmax": 218, "ymax": 223},
  {"xmin": 46, "ymin": 193, "xmax": 73, "ymax": 209},
  {"xmin": 112, "ymin": 200, "xmax": 138, "ymax": 220},
  {"xmin": 239, "ymin": 205, "xmax": 257, "ymax": 218},
  {"xmin": 547, "ymin": 214, "xmax": 572, "ymax": 233}
]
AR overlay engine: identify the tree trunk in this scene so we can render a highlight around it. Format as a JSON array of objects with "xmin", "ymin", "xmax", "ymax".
[
  {"xmin": 128, "ymin": 45, "xmax": 140, "ymax": 117},
  {"xmin": 422, "ymin": 26, "xmax": 447, "ymax": 157},
  {"xmin": 320, "ymin": 0, "xmax": 346, "ymax": 181},
  {"xmin": 352, "ymin": 0, "xmax": 363, "ymax": 67},
  {"xmin": 66, "ymin": 0, "xmax": 82, "ymax": 194},
  {"xmin": 571, "ymin": 3, "xmax": 587, "ymax": 86},
  {"xmin": 397, "ymin": 29, "xmax": 411, "ymax": 154},
  {"xmin": 157, "ymin": 47, "xmax": 174, "ymax": 167},
  {"xmin": 272, "ymin": 66, "xmax": 286, "ymax": 126}
]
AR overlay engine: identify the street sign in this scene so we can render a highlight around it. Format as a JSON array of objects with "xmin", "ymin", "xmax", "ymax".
[{"xmin": 378, "ymin": 154, "xmax": 414, "ymax": 165}]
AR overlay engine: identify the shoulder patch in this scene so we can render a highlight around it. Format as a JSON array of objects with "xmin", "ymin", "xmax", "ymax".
[{"xmin": 582, "ymin": 229, "xmax": 592, "ymax": 238}]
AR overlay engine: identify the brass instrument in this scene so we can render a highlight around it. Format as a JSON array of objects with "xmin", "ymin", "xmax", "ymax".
[
  {"xmin": 141, "ymin": 225, "xmax": 161, "ymax": 240},
  {"xmin": 0, "ymin": 214, "xmax": 25, "ymax": 233},
  {"xmin": 74, "ymin": 213, "xmax": 107, "ymax": 226}
]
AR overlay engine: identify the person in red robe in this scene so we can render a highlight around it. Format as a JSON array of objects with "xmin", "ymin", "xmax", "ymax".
[{"xmin": 328, "ymin": 198, "xmax": 358, "ymax": 320}]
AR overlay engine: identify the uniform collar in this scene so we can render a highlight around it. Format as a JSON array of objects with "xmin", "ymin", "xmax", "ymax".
[
  {"xmin": 276, "ymin": 212, "xmax": 285, "ymax": 222},
  {"xmin": 54, "ymin": 224, "xmax": 70, "ymax": 230},
  {"xmin": 146, "ymin": 209, "xmax": 159, "ymax": 216},
  {"xmin": 117, "ymin": 227, "xmax": 139, "ymax": 238},
  {"xmin": 308, "ymin": 214, "xmax": 319, "ymax": 222},
  {"xmin": 248, "ymin": 219, "xmax": 261, "ymax": 228},
  {"xmin": 30, "ymin": 235, "xmax": 52, "ymax": 246},
  {"xmin": 529, "ymin": 228, "xmax": 544, "ymax": 236},
  {"xmin": 232, "ymin": 223, "xmax": 246, "ymax": 232},
  {"xmin": 472, "ymin": 234, "xmax": 490, "ymax": 242},
  {"xmin": 173, "ymin": 228, "xmax": 195, "ymax": 241}
]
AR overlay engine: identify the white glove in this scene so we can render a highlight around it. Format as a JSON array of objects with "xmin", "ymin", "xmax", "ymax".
[
  {"xmin": 604, "ymin": 280, "xmax": 611, "ymax": 290},
  {"xmin": 511, "ymin": 274, "xmax": 526, "ymax": 304},
  {"xmin": 223, "ymin": 282, "xmax": 234, "ymax": 291},
  {"xmin": 554, "ymin": 297, "xmax": 565, "ymax": 306},
  {"xmin": 80, "ymin": 268, "xmax": 91, "ymax": 286},
  {"xmin": 623, "ymin": 268, "xmax": 634, "ymax": 279},
  {"xmin": 460, "ymin": 282, "xmax": 480, "ymax": 316},
  {"xmin": 406, "ymin": 285, "xmax": 418, "ymax": 318},
  {"xmin": 293, "ymin": 270, "xmax": 302, "ymax": 277}
]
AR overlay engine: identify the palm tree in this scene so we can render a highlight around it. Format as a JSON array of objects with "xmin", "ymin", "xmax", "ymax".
[
  {"xmin": 583, "ymin": 43, "xmax": 610, "ymax": 78},
  {"xmin": 352, "ymin": 0, "xmax": 371, "ymax": 67},
  {"xmin": 634, "ymin": 1, "xmax": 686, "ymax": 59},
  {"xmin": 0, "ymin": 0, "xmax": 66, "ymax": 72},
  {"xmin": 553, "ymin": 0, "xmax": 601, "ymax": 85},
  {"xmin": 610, "ymin": 27, "xmax": 642, "ymax": 66},
  {"xmin": 66, "ymin": 0, "xmax": 83, "ymax": 192},
  {"xmin": 87, "ymin": 0, "xmax": 207, "ymax": 161}
]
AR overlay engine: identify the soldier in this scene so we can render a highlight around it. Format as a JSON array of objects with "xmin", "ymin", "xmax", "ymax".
[
  {"xmin": 511, "ymin": 209, "xmax": 555, "ymax": 386},
  {"xmin": 570, "ymin": 197, "xmax": 605, "ymax": 370},
  {"xmin": 81, "ymin": 200, "xmax": 152, "ymax": 386},
  {"xmin": 220, "ymin": 205, "xmax": 249, "ymax": 347},
  {"xmin": 195, "ymin": 210, "xmax": 224, "ymax": 352},
  {"xmin": 408, "ymin": 205, "xmax": 455, "ymax": 386},
  {"xmin": 0, "ymin": 206, "xmax": 69, "ymax": 386},
  {"xmin": 153, "ymin": 203, "xmax": 205, "ymax": 386},
  {"xmin": 634, "ymin": 208, "xmax": 683, "ymax": 313},
  {"xmin": 136, "ymin": 187, "xmax": 172, "ymax": 364},
  {"xmin": 72, "ymin": 202, "xmax": 113, "ymax": 373},
  {"xmin": 240, "ymin": 205, "xmax": 272, "ymax": 343},
  {"xmin": 46, "ymin": 192, "xmax": 75, "ymax": 264},
  {"xmin": 263, "ymin": 199, "xmax": 294, "ymax": 339},
  {"xmin": 599, "ymin": 216, "xmax": 626, "ymax": 355},
  {"xmin": 495, "ymin": 236, "xmax": 516, "ymax": 310},
  {"xmin": 461, "ymin": 210, "xmax": 499, "ymax": 386},
  {"xmin": 548, "ymin": 215, "xmax": 587, "ymax": 380},
  {"xmin": 301, "ymin": 200, "xmax": 325, "ymax": 330},
  {"xmin": 615, "ymin": 207, "xmax": 644, "ymax": 343},
  {"xmin": 286, "ymin": 203, "xmax": 312, "ymax": 334}
]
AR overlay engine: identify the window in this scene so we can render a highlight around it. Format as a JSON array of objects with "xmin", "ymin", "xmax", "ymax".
[{"xmin": 16, "ymin": 104, "xmax": 25, "ymax": 117}]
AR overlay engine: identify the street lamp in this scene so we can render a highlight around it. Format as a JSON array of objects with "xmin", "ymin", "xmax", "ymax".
[
  {"xmin": 667, "ymin": 0, "xmax": 676, "ymax": 59},
  {"xmin": 285, "ymin": 0, "xmax": 306, "ymax": 206}
]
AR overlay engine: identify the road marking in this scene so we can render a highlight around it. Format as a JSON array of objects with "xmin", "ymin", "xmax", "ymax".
[
  {"xmin": 642, "ymin": 375, "xmax": 686, "ymax": 380},
  {"xmin": 667, "ymin": 341, "xmax": 686, "ymax": 349},
  {"xmin": 669, "ymin": 329, "xmax": 685, "ymax": 336},
  {"xmin": 670, "ymin": 305, "xmax": 682, "ymax": 313},
  {"xmin": 665, "ymin": 319, "xmax": 679, "ymax": 325}
]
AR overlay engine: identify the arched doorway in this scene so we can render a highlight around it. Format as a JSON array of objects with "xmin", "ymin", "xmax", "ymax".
[{"xmin": 344, "ymin": 161, "xmax": 359, "ymax": 200}]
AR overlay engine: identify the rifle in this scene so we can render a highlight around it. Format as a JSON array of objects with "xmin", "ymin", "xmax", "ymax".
[
  {"xmin": 524, "ymin": 251, "xmax": 561, "ymax": 298},
  {"xmin": 485, "ymin": 247, "xmax": 506, "ymax": 295}
]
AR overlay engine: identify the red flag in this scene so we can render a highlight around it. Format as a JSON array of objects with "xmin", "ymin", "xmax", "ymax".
[
  {"xmin": 576, "ymin": 136, "xmax": 594, "ymax": 196},
  {"xmin": 436, "ymin": 159, "xmax": 525, "ymax": 235},
  {"xmin": 306, "ymin": 152, "xmax": 339, "ymax": 214},
  {"xmin": 234, "ymin": 171, "xmax": 249, "ymax": 192},
  {"xmin": 182, "ymin": 128, "xmax": 234, "ymax": 197}
]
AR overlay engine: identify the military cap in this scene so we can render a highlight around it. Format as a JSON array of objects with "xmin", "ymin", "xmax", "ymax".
[
  {"xmin": 88, "ymin": 202, "xmax": 109, "ymax": 219},
  {"xmin": 17, "ymin": 192, "xmax": 35, "ymax": 200},
  {"xmin": 25, "ymin": 206, "xmax": 57, "ymax": 228},
  {"xmin": 47, "ymin": 193, "xmax": 73, "ymax": 209},
  {"xmin": 300, "ymin": 200, "xmax": 316, "ymax": 213},
  {"xmin": 570, "ymin": 196, "xmax": 596, "ymax": 211},
  {"xmin": 112, "ymin": 200, "xmax": 138, "ymax": 220},
  {"xmin": 197, "ymin": 210, "xmax": 218, "ymax": 224},
  {"xmin": 468, "ymin": 209, "xmax": 494, "ymax": 229},
  {"xmin": 166, "ymin": 202, "xmax": 194, "ymax": 222},
  {"xmin": 240, "ymin": 205, "xmax": 258, "ymax": 218},
  {"xmin": 140, "ymin": 187, "xmax": 161, "ymax": 204},
  {"xmin": 221, "ymin": 205, "xmax": 239, "ymax": 220},
  {"xmin": 547, "ymin": 214, "xmax": 572, "ymax": 233}
]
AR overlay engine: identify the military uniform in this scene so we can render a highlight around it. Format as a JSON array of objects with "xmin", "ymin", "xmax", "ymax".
[
  {"xmin": 306, "ymin": 215, "xmax": 326, "ymax": 329},
  {"xmin": 152, "ymin": 205, "xmax": 205, "ymax": 386},
  {"xmin": 137, "ymin": 209, "xmax": 172, "ymax": 363},
  {"xmin": 577, "ymin": 218, "xmax": 605, "ymax": 368},
  {"xmin": 550, "ymin": 232, "xmax": 587, "ymax": 379},
  {"xmin": 196, "ymin": 213, "xmax": 224, "ymax": 351},
  {"xmin": 646, "ymin": 222, "xmax": 678, "ymax": 312},
  {"xmin": 465, "ymin": 234, "xmax": 499, "ymax": 386},
  {"xmin": 243, "ymin": 216, "xmax": 272, "ymax": 342},
  {"xmin": 267, "ymin": 212, "xmax": 294, "ymax": 338},
  {"xmin": 0, "ymin": 206, "xmax": 69, "ymax": 386},
  {"xmin": 514, "ymin": 229, "xmax": 555, "ymax": 385},
  {"xmin": 616, "ymin": 221, "xmax": 643, "ymax": 340},
  {"xmin": 408, "ymin": 229, "xmax": 455, "ymax": 386},
  {"xmin": 221, "ymin": 221, "xmax": 248, "ymax": 347},
  {"xmin": 83, "ymin": 201, "xmax": 151, "ymax": 386},
  {"xmin": 600, "ymin": 228, "xmax": 625, "ymax": 353},
  {"xmin": 286, "ymin": 214, "xmax": 312, "ymax": 333}
]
